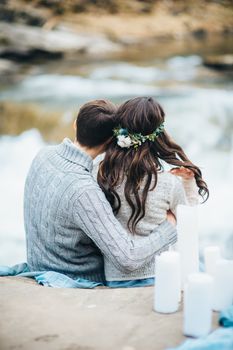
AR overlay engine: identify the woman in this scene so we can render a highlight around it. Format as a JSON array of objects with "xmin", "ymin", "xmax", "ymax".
[{"xmin": 96, "ymin": 97, "xmax": 209, "ymax": 287}]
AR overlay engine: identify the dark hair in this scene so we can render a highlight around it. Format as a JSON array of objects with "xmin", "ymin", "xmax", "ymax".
[
  {"xmin": 76, "ymin": 99, "xmax": 117, "ymax": 148},
  {"xmin": 97, "ymin": 96, "xmax": 209, "ymax": 233}
]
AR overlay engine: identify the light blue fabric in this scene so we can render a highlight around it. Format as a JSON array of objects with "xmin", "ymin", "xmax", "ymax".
[
  {"xmin": 0, "ymin": 263, "xmax": 156, "ymax": 289},
  {"xmin": 167, "ymin": 328, "xmax": 233, "ymax": 350},
  {"xmin": 219, "ymin": 305, "xmax": 233, "ymax": 328},
  {"xmin": 107, "ymin": 277, "xmax": 155, "ymax": 288},
  {"xmin": 0, "ymin": 263, "xmax": 155, "ymax": 288},
  {"xmin": 0, "ymin": 263, "xmax": 103, "ymax": 289}
]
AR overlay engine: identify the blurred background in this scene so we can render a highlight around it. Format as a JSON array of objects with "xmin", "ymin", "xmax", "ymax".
[{"xmin": 0, "ymin": 0, "xmax": 233, "ymax": 265}]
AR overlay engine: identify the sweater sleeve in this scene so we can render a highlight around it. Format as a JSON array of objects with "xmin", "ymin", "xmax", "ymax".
[
  {"xmin": 182, "ymin": 178, "xmax": 199, "ymax": 206},
  {"xmin": 72, "ymin": 186, "xmax": 177, "ymax": 273},
  {"xmin": 170, "ymin": 175, "xmax": 199, "ymax": 214}
]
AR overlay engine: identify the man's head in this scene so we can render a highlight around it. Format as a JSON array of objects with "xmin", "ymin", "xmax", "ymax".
[{"xmin": 75, "ymin": 99, "xmax": 117, "ymax": 151}]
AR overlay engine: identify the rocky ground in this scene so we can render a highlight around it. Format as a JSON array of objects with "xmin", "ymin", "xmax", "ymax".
[
  {"xmin": 0, "ymin": 0, "xmax": 232, "ymax": 83},
  {"xmin": 0, "ymin": 277, "xmax": 219, "ymax": 350},
  {"xmin": 0, "ymin": 0, "xmax": 232, "ymax": 64}
]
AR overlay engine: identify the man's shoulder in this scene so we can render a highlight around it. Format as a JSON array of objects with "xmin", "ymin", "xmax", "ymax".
[
  {"xmin": 35, "ymin": 144, "xmax": 57, "ymax": 160},
  {"xmin": 29, "ymin": 144, "xmax": 57, "ymax": 167},
  {"xmin": 27, "ymin": 143, "xmax": 104, "ymax": 197}
]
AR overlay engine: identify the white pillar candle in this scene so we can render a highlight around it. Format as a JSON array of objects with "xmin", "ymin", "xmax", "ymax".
[
  {"xmin": 212, "ymin": 259, "xmax": 233, "ymax": 311},
  {"xmin": 177, "ymin": 205, "xmax": 199, "ymax": 287},
  {"xmin": 183, "ymin": 273, "xmax": 213, "ymax": 338},
  {"xmin": 204, "ymin": 246, "xmax": 221, "ymax": 277},
  {"xmin": 154, "ymin": 251, "xmax": 181, "ymax": 313}
]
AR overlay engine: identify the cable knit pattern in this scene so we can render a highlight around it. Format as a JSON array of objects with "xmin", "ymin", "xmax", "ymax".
[
  {"xmin": 93, "ymin": 159, "xmax": 199, "ymax": 281},
  {"xmin": 24, "ymin": 138, "xmax": 177, "ymax": 283}
]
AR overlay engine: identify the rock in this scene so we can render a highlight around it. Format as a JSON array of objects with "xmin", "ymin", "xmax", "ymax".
[
  {"xmin": 0, "ymin": 47, "xmax": 63, "ymax": 62},
  {"xmin": 203, "ymin": 55, "xmax": 233, "ymax": 71},
  {"xmin": 0, "ymin": 58, "xmax": 17, "ymax": 73},
  {"xmin": 0, "ymin": 22, "xmax": 121, "ymax": 62},
  {"xmin": 0, "ymin": 6, "xmax": 46, "ymax": 26},
  {"xmin": 0, "ymin": 58, "xmax": 19, "ymax": 83},
  {"xmin": 0, "ymin": 277, "xmax": 219, "ymax": 350},
  {"xmin": 192, "ymin": 28, "xmax": 207, "ymax": 39}
]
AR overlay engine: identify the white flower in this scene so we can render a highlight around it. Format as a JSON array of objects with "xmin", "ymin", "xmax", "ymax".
[{"xmin": 117, "ymin": 135, "xmax": 132, "ymax": 148}]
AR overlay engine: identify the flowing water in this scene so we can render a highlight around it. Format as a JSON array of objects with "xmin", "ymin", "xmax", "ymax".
[{"xmin": 0, "ymin": 39, "xmax": 233, "ymax": 265}]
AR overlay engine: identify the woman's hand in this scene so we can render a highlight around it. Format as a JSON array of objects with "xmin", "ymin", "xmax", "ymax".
[
  {"xmin": 170, "ymin": 166, "xmax": 194, "ymax": 180},
  {"xmin": 166, "ymin": 210, "xmax": 177, "ymax": 226}
]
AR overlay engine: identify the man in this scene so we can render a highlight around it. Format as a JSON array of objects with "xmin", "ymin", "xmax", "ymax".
[{"xmin": 24, "ymin": 99, "xmax": 176, "ymax": 283}]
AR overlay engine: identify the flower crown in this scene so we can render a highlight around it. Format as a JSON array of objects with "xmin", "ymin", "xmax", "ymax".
[{"xmin": 113, "ymin": 122, "xmax": 165, "ymax": 149}]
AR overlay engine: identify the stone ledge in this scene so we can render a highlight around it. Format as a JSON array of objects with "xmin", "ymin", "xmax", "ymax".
[{"xmin": 0, "ymin": 277, "xmax": 219, "ymax": 350}]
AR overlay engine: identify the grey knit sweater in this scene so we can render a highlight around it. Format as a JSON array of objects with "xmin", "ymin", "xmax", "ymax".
[{"xmin": 24, "ymin": 138, "xmax": 177, "ymax": 283}]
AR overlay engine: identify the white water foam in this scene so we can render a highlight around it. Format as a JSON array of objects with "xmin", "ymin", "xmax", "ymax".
[
  {"xmin": 90, "ymin": 55, "xmax": 202, "ymax": 83},
  {"xmin": 0, "ymin": 130, "xmax": 45, "ymax": 265},
  {"xmin": 0, "ymin": 74, "xmax": 158, "ymax": 104}
]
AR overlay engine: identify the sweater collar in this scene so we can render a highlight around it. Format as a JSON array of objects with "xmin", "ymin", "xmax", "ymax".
[{"xmin": 57, "ymin": 138, "xmax": 93, "ymax": 172}]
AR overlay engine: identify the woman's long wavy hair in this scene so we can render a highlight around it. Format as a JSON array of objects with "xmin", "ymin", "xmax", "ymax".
[{"xmin": 97, "ymin": 97, "xmax": 209, "ymax": 233}]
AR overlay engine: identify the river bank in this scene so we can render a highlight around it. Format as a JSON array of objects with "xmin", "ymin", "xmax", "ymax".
[
  {"xmin": 1, "ymin": 0, "xmax": 233, "ymax": 93},
  {"xmin": 2, "ymin": 0, "xmax": 233, "ymax": 42},
  {"xmin": 0, "ymin": 0, "xmax": 232, "ymax": 69}
]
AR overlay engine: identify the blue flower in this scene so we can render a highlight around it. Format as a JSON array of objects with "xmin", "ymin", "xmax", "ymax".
[{"xmin": 118, "ymin": 128, "xmax": 128, "ymax": 136}]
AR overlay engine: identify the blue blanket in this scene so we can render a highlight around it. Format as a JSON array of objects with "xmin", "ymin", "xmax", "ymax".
[
  {"xmin": 0, "ymin": 263, "xmax": 156, "ymax": 288},
  {"xmin": 167, "ymin": 304, "xmax": 233, "ymax": 350},
  {"xmin": 0, "ymin": 263, "xmax": 102, "ymax": 288},
  {"xmin": 219, "ymin": 306, "xmax": 233, "ymax": 328},
  {"xmin": 167, "ymin": 328, "xmax": 233, "ymax": 350}
]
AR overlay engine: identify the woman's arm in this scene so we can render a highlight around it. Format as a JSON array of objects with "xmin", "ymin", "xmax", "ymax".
[
  {"xmin": 181, "ymin": 178, "xmax": 199, "ymax": 205},
  {"xmin": 170, "ymin": 167, "xmax": 199, "ymax": 206}
]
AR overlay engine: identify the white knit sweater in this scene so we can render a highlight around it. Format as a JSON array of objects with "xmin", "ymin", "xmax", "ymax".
[{"xmin": 94, "ymin": 160, "xmax": 199, "ymax": 281}]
